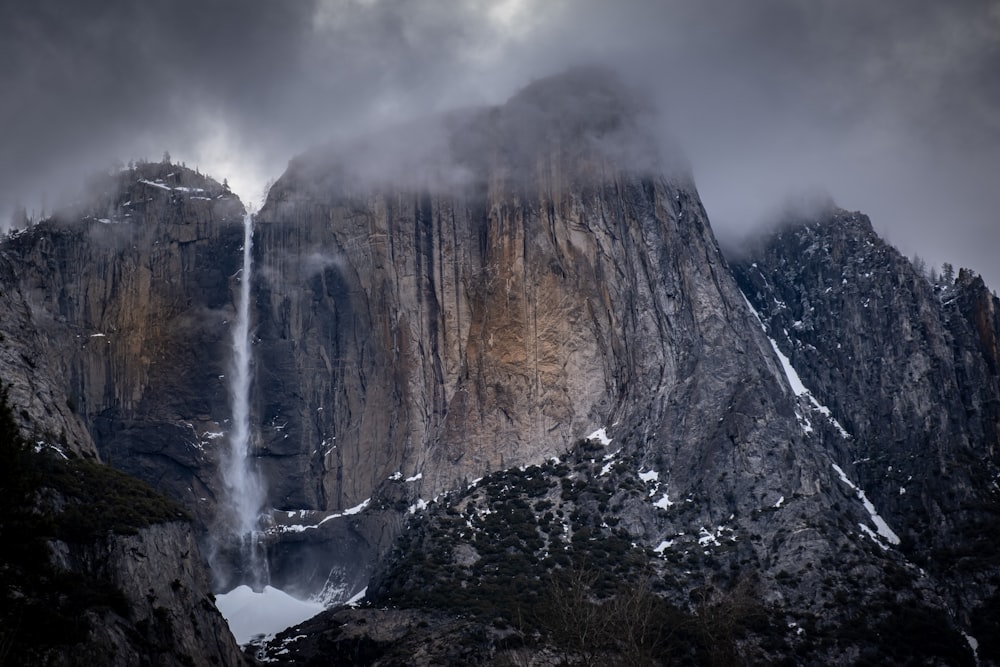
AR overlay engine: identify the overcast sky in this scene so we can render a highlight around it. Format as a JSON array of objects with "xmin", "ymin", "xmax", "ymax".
[{"xmin": 2, "ymin": 0, "xmax": 998, "ymax": 288}]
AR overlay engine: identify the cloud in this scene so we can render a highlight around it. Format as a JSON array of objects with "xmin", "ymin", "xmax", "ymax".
[
  {"xmin": 265, "ymin": 64, "xmax": 670, "ymax": 206},
  {"xmin": 2, "ymin": 0, "xmax": 999, "ymax": 287},
  {"xmin": 0, "ymin": 0, "xmax": 314, "ymax": 212}
]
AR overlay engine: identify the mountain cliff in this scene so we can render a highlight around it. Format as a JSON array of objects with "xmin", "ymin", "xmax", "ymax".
[
  {"xmin": 250, "ymin": 66, "xmax": 667, "ymax": 512},
  {"xmin": 255, "ymin": 203, "xmax": 999, "ymax": 664},
  {"xmin": 248, "ymin": 72, "xmax": 988, "ymax": 663},
  {"xmin": 248, "ymin": 69, "xmax": 854, "ymax": 603},
  {"xmin": 731, "ymin": 209, "xmax": 1000, "ymax": 660},
  {"xmin": 0, "ymin": 68, "xmax": 997, "ymax": 664},
  {"xmin": 0, "ymin": 162, "xmax": 246, "ymax": 530},
  {"xmin": 0, "ymin": 164, "xmax": 248, "ymax": 664}
]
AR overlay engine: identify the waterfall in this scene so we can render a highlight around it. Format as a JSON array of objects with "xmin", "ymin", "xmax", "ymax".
[{"xmin": 219, "ymin": 212, "xmax": 268, "ymax": 590}]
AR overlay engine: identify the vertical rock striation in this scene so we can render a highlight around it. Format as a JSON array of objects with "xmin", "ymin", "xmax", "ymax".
[
  {"xmin": 252, "ymin": 67, "xmax": 811, "ymax": 521},
  {"xmin": 0, "ymin": 163, "xmax": 247, "ymax": 528}
]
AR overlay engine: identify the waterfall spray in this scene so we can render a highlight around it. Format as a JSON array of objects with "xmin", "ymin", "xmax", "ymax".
[{"xmin": 220, "ymin": 212, "xmax": 268, "ymax": 590}]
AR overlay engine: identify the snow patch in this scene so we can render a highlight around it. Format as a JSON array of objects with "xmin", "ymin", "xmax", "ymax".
[
  {"xmin": 215, "ymin": 585, "xmax": 325, "ymax": 645},
  {"xmin": 797, "ymin": 411, "xmax": 813, "ymax": 433},
  {"xmin": 408, "ymin": 498, "xmax": 428, "ymax": 514},
  {"xmin": 598, "ymin": 448, "xmax": 621, "ymax": 476},
  {"xmin": 653, "ymin": 493, "xmax": 674, "ymax": 509},
  {"xmin": 34, "ymin": 441, "xmax": 69, "ymax": 460},
  {"xmin": 318, "ymin": 498, "xmax": 370, "ymax": 525},
  {"xmin": 696, "ymin": 525, "xmax": 736, "ymax": 549},
  {"xmin": 139, "ymin": 179, "xmax": 173, "ymax": 192},
  {"xmin": 587, "ymin": 428, "xmax": 612, "ymax": 446},
  {"xmin": 770, "ymin": 337, "xmax": 809, "ymax": 397},
  {"xmin": 963, "ymin": 632, "xmax": 979, "ymax": 661},
  {"xmin": 808, "ymin": 402, "xmax": 849, "ymax": 438},
  {"xmin": 858, "ymin": 524, "xmax": 892, "ymax": 550},
  {"xmin": 831, "ymin": 463, "xmax": 900, "ymax": 545},
  {"xmin": 638, "ymin": 468, "xmax": 674, "ymax": 509},
  {"xmin": 274, "ymin": 498, "xmax": 371, "ymax": 534},
  {"xmin": 346, "ymin": 587, "xmax": 368, "ymax": 607},
  {"xmin": 274, "ymin": 523, "xmax": 309, "ymax": 534},
  {"xmin": 698, "ymin": 527, "xmax": 721, "ymax": 547},
  {"xmin": 653, "ymin": 540, "xmax": 674, "ymax": 554},
  {"xmin": 741, "ymin": 292, "xmax": 851, "ymax": 438}
]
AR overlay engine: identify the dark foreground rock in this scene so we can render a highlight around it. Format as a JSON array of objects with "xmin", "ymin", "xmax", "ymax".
[{"xmin": 0, "ymin": 390, "xmax": 245, "ymax": 666}]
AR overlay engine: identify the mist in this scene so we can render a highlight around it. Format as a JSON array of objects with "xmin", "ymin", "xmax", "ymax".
[{"xmin": 2, "ymin": 0, "xmax": 998, "ymax": 287}]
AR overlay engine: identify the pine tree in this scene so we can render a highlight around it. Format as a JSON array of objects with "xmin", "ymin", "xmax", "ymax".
[{"xmin": 941, "ymin": 262, "xmax": 955, "ymax": 285}]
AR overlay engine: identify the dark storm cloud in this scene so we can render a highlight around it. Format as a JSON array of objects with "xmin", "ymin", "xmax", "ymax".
[
  {"xmin": 2, "ymin": 0, "xmax": 999, "ymax": 287},
  {"xmin": 499, "ymin": 0, "xmax": 1000, "ymax": 287},
  {"xmin": 0, "ymin": 0, "xmax": 316, "ymax": 212},
  {"xmin": 0, "ymin": 0, "xmax": 508, "ymax": 211}
]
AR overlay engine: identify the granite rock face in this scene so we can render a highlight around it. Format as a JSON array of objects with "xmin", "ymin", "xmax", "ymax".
[
  {"xmin": 253, "ymin": 72, "xmax": 982, "ymax": 664},
  {"xmin": 260, "ymin": 197, "xmax": 996, "ymax": 663},
  {"xmin": 251, "ymin": 67, "xmax": 807, "ymax": 519},
  {"xmin": 732, "ymin": 209, "xmax": 1000, "ymax": 659},
  {"xmin": 732, "ymin": 210, "xmax": 1000, "ymax": 548},
  {"xmin": 47, "ymin": 520, "xmax": 247, "ymax": 667},
  {"xmin": 0, "ymin": 163, "xmax": 246, "ymax": 528},
  {"xmin": 0, "ymin": 253, "xmax": 96, "ymax": 458},
  {"xmin": 0, "ymin": 163, "xmax": 251, "ymax": 660}
]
